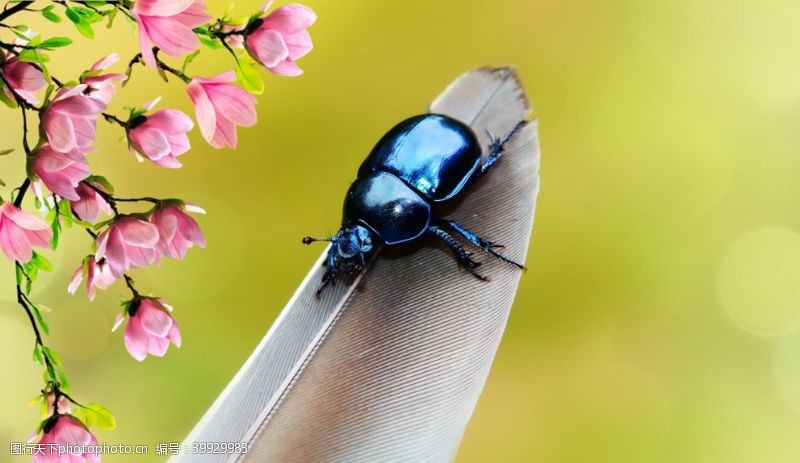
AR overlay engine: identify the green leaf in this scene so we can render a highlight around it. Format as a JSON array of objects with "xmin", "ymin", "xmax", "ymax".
[
  {"xmin": 18, "ymin": 49, "xmax": 50, "ymax": 65},
  {"xmin": 74, "ymin": 6, "xmax": 104, "ymax": 23},
  {"xmin": 42, "ymin": 346, "xmax": 61, "ymax": 367},
  {"xmin": 50, "ymin": 208, "xmax": 61, "ymax": 250},
  {"xmin": 38, "ymin": 37, "xmax": 73, "ymax": 49},
  {"xmin": 33, "ymin": 252, "xmax": 53, "ymax": 272},
  {"xmin": 33, "ymin": 345, "xmax": 44, "ymax": 365},
  {"xmin": 0, "ymin": 86, "xmax": 17, "ymax": 108},
  {"xmin": 199, "ymin": 36, "xmax": 222, "ymax": 49},
  {"xmin": 182, "ymin": 50, "xmax": 200, "ymax": 73},
  {"xmin": 65, "ymin": 7, "xmax": 95, "ymax": 38},
  {"xmin": 57, "ymin": 370, "xmax": 70, "ymax": 390},
  {"xmin": 65, "ymin": 7, "xmax": 81, "ymax": 24},
  {"xmin": 30, "ymin": 303, "xmax": 49, "ymax": 335},
  {"xmin": 74, "ymin": 21, "xmax": 95, "ymax": 39},
  {"xmin": 234, "ymin": 50, "xmax": 264, "ymax": 95},
  {"xmin": 41, "ymin": 5, "xmax": 62, "ymax": 23},
  {"xmin": 88, "ymin": 175, "xmax": 115, "ymax": 194},
  {"xmin": 74, "ymin": 403, "xmax": 116, "ymax": 431}
]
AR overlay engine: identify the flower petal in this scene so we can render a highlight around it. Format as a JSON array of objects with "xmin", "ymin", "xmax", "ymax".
[
  {"xmin": 131, "ymin": 125, "xmax": 171, "ymax": 161},
  {"xmin": 187, "ymin": 81, "xmax": 216, "ymax": 145},
  {"xmin": 261, "ymin": 4, "xmax": 317, "ymax": 35},
  {"xmin": 124, "ymin": 318, "xmax": 149, "ymax": 361},
  {"xmin": 139, "ymin": 303, "xmax": 173, "ymax": 337}
]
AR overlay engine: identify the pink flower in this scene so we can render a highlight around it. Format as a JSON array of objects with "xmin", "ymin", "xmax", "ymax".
[
  {"xmin": 33, "ymin": 414, "xmax": 99, "ymax": 463},
  {"xmin": 132, "ymin": 0, "xmax": 211, "ymax": 68},
  {"xmin": 70, "ymin": 182, "xmax": 111, "ymax": 223},
  {"xmin": 245, "ymin": 2, "xmax": 316, "ymax": 76},
  {"xmin": 0, "ymin": 202, "xmax": 51, "ymax": 262},
  {"xmin": 187, "ymin": 72, "xmax": 257, "ymax": 149},
  {"xmin": 115, "ymin": 297, "xmax": 181, "ymax": 361},
  {"xmin": 30, "ymin": 145, "xmax": 90, "ymax": 201},
  {"xmin": 128, "ymin": 104, "xmax": 194, "ymax": 168},
  {"xmin": 68, "ymin": 257, "xmax": 116, "ymax": 301},
  {"xmin": 150, "ymin": 203, "xmax": 205, "ymax": 259},
  {"xmin": 95, "ymin": 216, "xmax": 160, "ymax": 278},
  {"xmin": 81, "ymin": 54, "xmax": 125, "ymax": 105},
  {"xmin": 0, "ymin": 52, "xmax": 45, "ymax": 104},
  {"xmin": 42, "ymin": 85, "xmax": 106, "ymax": 153}
]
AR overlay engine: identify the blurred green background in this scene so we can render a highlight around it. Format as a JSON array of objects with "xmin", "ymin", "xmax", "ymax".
[{"xmin": 3, "ymin": 0, "xmax": 800, "ymax": 461}]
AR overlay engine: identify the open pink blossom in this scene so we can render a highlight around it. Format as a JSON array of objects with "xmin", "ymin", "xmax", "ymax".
[
  {"xmin": 128, "ymin": 104, "xmax": 194, "ymax": 168},
  {"xmin": 187, "ymin": 72, "xmax": 257, "ymax": 149},
  {"xmin": 42, "ymin": 85, "xmax": 106, "ymax": 153},
  {"xmin": 33, "ymin": 414, "xmax": 99, "ymax": 463},
  {"xmin": 0, "ymin": 203, "xmax": 51, "ymax": 262},
  {"xmin": 68, "ymin": 257, "xmax": 116, "ymax": 301},
  {"xmin": 115, "ymin": 297, "xmax": 181, "ymax": 361},
  {"xmin": 132, "ymin": 0, "xmax": 211, "ymax": 68},
  {"xmin": 245, "ymin": 2, "xmax": 316, "ymax": 76},
  {"xmin": 1, "ymin": 52, "xmax": 45, "ymax": 104},
  {"xmin": 70, "ymin": 181, "xmax": 111, "ymax": 223},
  {"xmin": 95, "ymin": 216, "xmax": 160, "ymax": 278},
  {"xmin": 31, "ymin": 145, "xmax": 90, "ymax": 201},
  {"xmin": 81, "ymin": 53, "xmax": 125, "ymax": 105},
  {"xmin": 150, "ymin": 203, "xmax": 205, "ymax": 259}
]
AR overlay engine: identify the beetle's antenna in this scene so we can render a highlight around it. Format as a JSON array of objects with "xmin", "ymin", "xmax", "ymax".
[{"xmin": 302, "ymin": 236, "xmax": 333, "ymax": 245}]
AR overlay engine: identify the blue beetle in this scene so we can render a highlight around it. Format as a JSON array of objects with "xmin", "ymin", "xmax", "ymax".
[{"xmin": 303, "ymin": 113, "xmax": 524, "ymax": 295}]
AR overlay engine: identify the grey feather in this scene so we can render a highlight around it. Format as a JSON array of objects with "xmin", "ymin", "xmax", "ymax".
[{"xmin": 171, "ymin": 66, "xmax": 540, "ymax": 463}]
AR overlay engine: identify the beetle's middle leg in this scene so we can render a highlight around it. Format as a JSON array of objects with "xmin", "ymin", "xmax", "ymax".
[
  {"xmin": 479, "ymin": 120, "xmax": 525, "ymax": 177},
  {"xmin": 439, "ymin": 220, "xmax": 525, "ymax": 269},
  {"xmin": 427, "ymin": 224, "xmax": 489, "ymax": 281}
]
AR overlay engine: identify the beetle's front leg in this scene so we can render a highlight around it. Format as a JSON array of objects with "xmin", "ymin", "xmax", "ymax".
[
  {"xmin": 439, "ymin": 220, "xmax": 525, "ymax": 269},
  {"xmin": 479, "ymin": 120, "xmax": 526, "ymax": 176},
  {"xmin": 427, "ymin": 224, "xmax": 489, "ymax": 281},
  {"xmin": 315, "ymin": 248, "xmax": 339, "ymax": 297}
]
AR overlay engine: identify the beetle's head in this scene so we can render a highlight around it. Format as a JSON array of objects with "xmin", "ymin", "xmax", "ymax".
[{"xmin": 303, "ymin": 224, "xmax": 376, "ymax": 295}]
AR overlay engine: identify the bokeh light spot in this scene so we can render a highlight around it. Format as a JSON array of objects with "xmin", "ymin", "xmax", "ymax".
[
  {"xmin": 720, "ymin": 227, "xmax": 800, "ymax": 337},
  {"xmin": 773, "ymin": 331, "xmax": 800, "ymax": 413}
]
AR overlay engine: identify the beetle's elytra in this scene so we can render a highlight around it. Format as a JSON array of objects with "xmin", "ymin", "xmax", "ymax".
[{"xmin": 303, "ymin": 113, "xmax": 524, "ymax": 295}]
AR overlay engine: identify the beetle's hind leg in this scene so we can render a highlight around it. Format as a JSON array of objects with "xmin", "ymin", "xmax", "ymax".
[
  {"xmin": 479, "ymin": 120, "xmax": 525, "ymax": 177},
  {"xmin": 427, "ymin": 224, "xmax": 489, "ymax": 281},
  {"xmin": 439, "ymin": 220, "xmax": 525, "ymax": 269}
]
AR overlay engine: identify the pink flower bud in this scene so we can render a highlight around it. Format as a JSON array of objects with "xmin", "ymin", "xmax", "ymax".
[
  {"xmin": 42, "ymin": 85, "xmax": 106, "ymax": 153},
  {"xmin": 95, "ymin": 216, "xmax": 160, "ymax": 278},
  {"xmin": 30, "ymin": 145, "xmax": 90, "ymax": 201},
  {"xmin": 132, "ymin": 0, "xmax": 211, "ymax": 68},
  {"xmin": 150, "ymin": 203, "xmax": 205, "ymax": 259},
  {"xmin": 127, "ymin": 108, "xmax": 194, "ymax": 168},
  {"xmin": 0, "ymin": 52, "xmax": 46, "ymax": 104},
  {"xmin": 32, "ymin": 414, "xmax": 99, "ymax": 463},
  {"xmin": 0, "ymin": 203, "xmax": 52, "ymax": 262},
  {"xmin": 68, "ymin": 257, "xmax": 117, "ymax": 301},
  {"xmin": 81, "ymin": 53, "xmax": 125, "ymax": 105},
  {"xmin": 245, "ymin": 3, "xmax": 316, "ymax": 76},
  {"xmin": 121, "ymin": 297, "xmax": 181, "ymax": 361},
  {"xmin": 70, "ymin": 182, "xmax": 112, "ymax": 223},
  {"xmin": 187, "ymin": 72, "xmax": 257, "ymax": 149}
]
